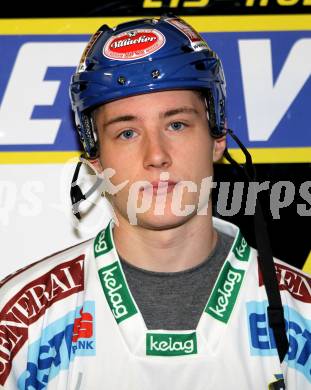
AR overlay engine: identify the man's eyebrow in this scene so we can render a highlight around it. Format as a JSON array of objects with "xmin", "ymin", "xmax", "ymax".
[
  {"xmin": 161, "ymin": 107, "xmax": 199, "ymax": 118},
  {"xmin": 103, "ymin": 107, "xmax": 199, "ymax": 128},
  {"xmin": 104, "ymin": 115, "xmax": 138, "ymax": 128}
]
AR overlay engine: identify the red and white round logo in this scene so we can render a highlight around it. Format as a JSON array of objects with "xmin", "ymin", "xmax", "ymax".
[{"xmin": 103, "ymin": 29, "xmax": 165, "ymax": 61}]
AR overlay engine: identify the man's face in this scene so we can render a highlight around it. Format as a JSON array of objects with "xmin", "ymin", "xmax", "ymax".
[{"xmin": 94, "ymin": 90, "xmax": 225, "ymax": 229}]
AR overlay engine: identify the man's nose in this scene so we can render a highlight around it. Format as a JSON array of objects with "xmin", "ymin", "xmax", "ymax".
[{"xmin": 142, "ymin": 132, "xmax": 172, "ymax": 170}]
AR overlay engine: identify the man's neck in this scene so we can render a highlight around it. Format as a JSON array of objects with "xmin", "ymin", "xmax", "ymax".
[{"xmin": 112, "ymin": 210, "xmax": 217, "ymax": 273}]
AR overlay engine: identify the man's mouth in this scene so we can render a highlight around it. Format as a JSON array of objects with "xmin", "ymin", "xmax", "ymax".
[{"xmin": 140, "ymin": 180, "xmax": 178, "ymax": 195}]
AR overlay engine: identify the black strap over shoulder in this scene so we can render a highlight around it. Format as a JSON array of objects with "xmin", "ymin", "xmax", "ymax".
[
  {"xmin": 223, "ymin": 130, "xmax": 289, "ymax": 363},
  {"xmin": 254, "ymin": 197, "xmax": 289, "ymax": 362}
]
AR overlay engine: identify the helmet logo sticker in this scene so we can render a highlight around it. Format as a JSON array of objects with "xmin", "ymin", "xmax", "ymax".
[
  {"xmin": 77, "ymin": 31, "xmax": 103, "ymax": 73},
  {"xmin": 103, "ymin": 29, "xmax": 165, "ymax": 61},
  {"xmin": 165, "ymin": 18, "xmax": 210, "ymax": 52}
]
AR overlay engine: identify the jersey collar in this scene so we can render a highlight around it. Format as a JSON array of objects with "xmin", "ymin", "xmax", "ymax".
[{"xmin": 92, "ymin": 217, "xmax": 252, "ymax": 357}]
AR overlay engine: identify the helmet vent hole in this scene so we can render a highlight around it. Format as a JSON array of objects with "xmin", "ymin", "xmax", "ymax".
[
  {"xmin": 181, "ymin": 45, "xmax": 193, "ymax": 53},
  {"xmin": 195, "ymin": 62, "xmax": 206, "ymax": 71},
  {"xmin": 79, "ymin": 83, "xmax": 87, "ymax": 92},
  {"xmin": 86, "ymin": 63, "xmax": 95, "ymax": 71}
]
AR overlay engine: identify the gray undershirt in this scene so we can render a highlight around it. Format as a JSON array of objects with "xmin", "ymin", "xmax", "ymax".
[{"xmin": 119, "ymin": 230, "xmax": 234, "ymax": 330}]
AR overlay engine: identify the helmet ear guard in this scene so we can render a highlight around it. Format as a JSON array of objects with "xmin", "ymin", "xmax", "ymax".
[
  {"xmin": 76, "ymin": 111, "xmax": 98, "ymax": 159},
  {"xmin": 204, "ymin": 89, "xmax": 227, "ymax": 139}
]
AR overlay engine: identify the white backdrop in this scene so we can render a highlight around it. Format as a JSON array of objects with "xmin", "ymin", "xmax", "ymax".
[{"xmin": 0, "ymin": 161, "xmax": 112, "ymax": 280}]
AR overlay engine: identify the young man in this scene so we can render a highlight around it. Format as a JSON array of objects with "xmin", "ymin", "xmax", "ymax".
[{"xmin": 0, "ymin": 15, "xmax": 310, "ymax": 390}]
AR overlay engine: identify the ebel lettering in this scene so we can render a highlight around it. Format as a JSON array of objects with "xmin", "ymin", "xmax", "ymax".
[
  {"xmin": 247, "ymin": 301, "xmax": 311, "ymax": 383},
  {"xmin": 146, "ymin": 332, "xmax": 197, "ymax": 356},
  {"xmin": 205, "ymin": 262, "xmax": 244, "ymax": 323},
  {"xmin": 98, "ymin": 261, "xmax": 137, "ymax": 323},
  {"xmin": 94, "ymin": 227, "xmax": 113, "ymax": 257}
]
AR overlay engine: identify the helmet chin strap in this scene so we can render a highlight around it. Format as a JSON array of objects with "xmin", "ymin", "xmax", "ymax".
[
  {"xmin": 223, "ymin": 128, "xmax": 254, "ymax": 180},
  {"xmin": 70, "ymin": 156, "xmax": 103, "ymax": 220},
  {"xmin": 223, "ymin": 129, "xmax": 289, "ymax": 364}
]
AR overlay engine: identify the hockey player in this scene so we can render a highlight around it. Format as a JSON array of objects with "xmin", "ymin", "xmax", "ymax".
[{"xmin": 0, "ymin": 15, "xmax": 310, "ymax": 390}]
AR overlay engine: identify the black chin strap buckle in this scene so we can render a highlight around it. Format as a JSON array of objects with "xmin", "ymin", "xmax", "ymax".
[
  {"xmin": 70, "ymin": 161, "xmax": 85, "ymax": 220},
  {"xmin": 70, "ymin": 158, "xmax": 104, "ymax": 220}
]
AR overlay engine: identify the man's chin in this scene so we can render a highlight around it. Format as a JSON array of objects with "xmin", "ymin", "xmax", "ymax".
[{"xmin": 132, "ymin": 211, "xmax": 196, "ymax": 231}]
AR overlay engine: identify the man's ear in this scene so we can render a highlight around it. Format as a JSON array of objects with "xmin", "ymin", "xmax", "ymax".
[{"xmin": 213, "ymin": 135, "xmax": 226, "ymax": 162}]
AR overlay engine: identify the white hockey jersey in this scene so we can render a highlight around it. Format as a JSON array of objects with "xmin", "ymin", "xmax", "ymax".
[{"xmin": 0, "ymin": 217, "xmax": 310, "ymax": 389}]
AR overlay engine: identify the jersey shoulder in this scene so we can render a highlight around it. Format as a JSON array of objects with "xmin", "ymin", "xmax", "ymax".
[
  {"xmin": 250, "ymin": 248, "xmax": 311, "ymax": 308},
  {"xmin": 0, "ymin": 238, "xmax": 93, "ymax": 310},
  {"xmin": 272, "ymin": 257, "xmax": 311, "ymax": 307}
]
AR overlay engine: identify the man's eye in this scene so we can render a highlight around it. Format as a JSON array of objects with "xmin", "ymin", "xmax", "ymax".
[
  {"xmin": 168, "ymin": 122, "xmax": 186, "ymax": 131},
  {"xmin": 118, "ymin": 129, "xmax": 137, "ymax": 140}
]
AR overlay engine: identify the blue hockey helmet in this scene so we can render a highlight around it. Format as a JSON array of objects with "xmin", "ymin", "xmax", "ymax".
[{"xmin": 69, "ymin": 15, "xmax": 227, "ymax": 159}]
